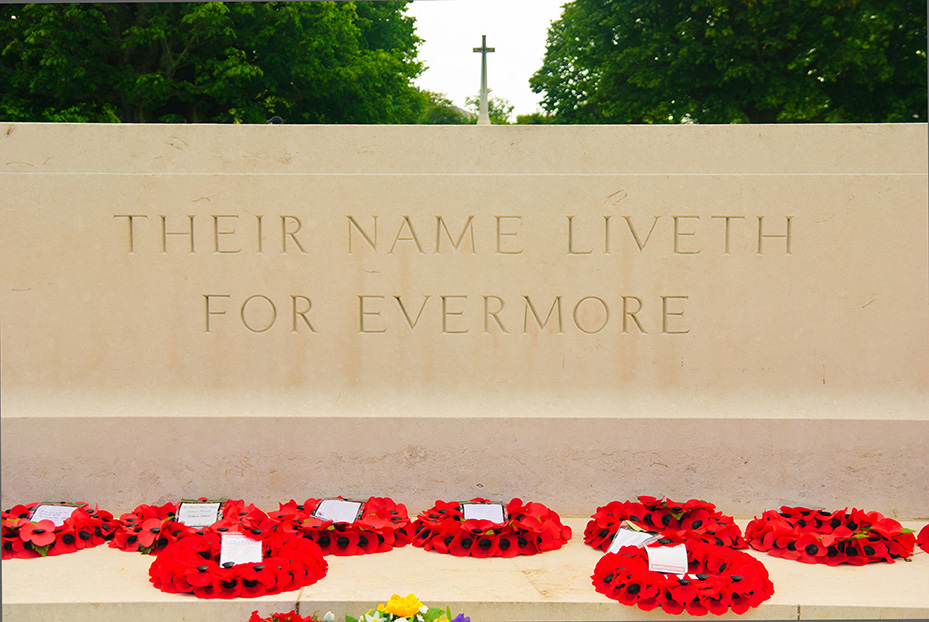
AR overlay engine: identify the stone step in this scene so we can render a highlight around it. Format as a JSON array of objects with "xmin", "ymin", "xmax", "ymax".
[
  {"xmin": 3, "ymin": 519, "xmax": 928, "ymax": 622},
  {"xmin": 3, "ymin": 415, "xmax": 928, "ymax": 518}
]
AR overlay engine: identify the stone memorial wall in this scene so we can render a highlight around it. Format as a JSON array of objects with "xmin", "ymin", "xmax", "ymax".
[{"xmin": 2, "ymin": 123, "xmax": 927, "ymax": 517}]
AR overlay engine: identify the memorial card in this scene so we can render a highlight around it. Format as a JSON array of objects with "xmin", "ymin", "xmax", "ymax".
[
  {"xmin": 29, "ymin": 503, "xmax": 81, "ymax": 526},
  {"xmin": 219, "ymin": 532, "xmax": 263, "ymax": 567},
  {"xmin": 312, "ymin": 498, "xmax": 363, "ymax": 524},
  {"xmin": 606, "ymin": 527, "xmax": 660, "ymax": 554},
  {"xmin": 461, "ymin": 502, "xmax": 507, "ymax": 524},
  {"xmin": 646, "ymin": 543, "xmax": 689, "ymax": 575},
  {"xmin": 175, "ymin": 501, "xmax": 223, "ymax": 528}
]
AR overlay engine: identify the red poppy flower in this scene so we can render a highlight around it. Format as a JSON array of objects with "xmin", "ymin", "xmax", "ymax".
[
  {"xmin": 916, "ymin": 524, "xmax": 929, "ymax": 553},
  {"xmin": 51, "ymin": 525, "xmax": 80, "ymax": 555},
  {"xmin": 20, "ymin": 520, "xmax": 56, "ymax": 548}
]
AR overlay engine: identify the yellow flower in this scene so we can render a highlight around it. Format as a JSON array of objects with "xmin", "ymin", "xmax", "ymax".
[{"xmin": 384, "ymin": 593, "xmax": 424, "ymax": 618}]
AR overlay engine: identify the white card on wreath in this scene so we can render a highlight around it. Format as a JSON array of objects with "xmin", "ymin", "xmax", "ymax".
[
  {"xmin": 175, "ymin": 501, "xmax": 223, "ymax": 528},
  {"xmin": 646, "ymin": 543, "xmax": 688, "ymax": 575},
  {"xmin": 219, "ymin": 532, "xmax": 263, "ymax": 566},
  {"xmin": 30, "ymin": 504, "xmax": 79, "ymax": 526},
  {"xmin": 461, "ymin": 502, "xmax": 507, "ymax": 524},
  {"xmin": 606, "ymin": 527, "xmax": 660, "ymax": 554},
  {"xmin": 312, "ymin": 499, "xmax": 363, "ymax": 524}
]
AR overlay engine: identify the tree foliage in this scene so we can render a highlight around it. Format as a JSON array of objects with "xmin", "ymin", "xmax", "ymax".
[
  {"xmin": 1, "ymin": 2, "xmax": 425, "ymax": 123},
  {"xmin": 464, "ymin": 90, "xmax": 514, "ymax": 123},
  {"xmin": 530, "ymin": 0, "xmax": 927, "ymax": 123}
]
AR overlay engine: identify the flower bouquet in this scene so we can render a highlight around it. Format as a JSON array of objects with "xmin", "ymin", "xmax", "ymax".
[{"xmin": 346, "ymin": 594, "xmax": 468, "ymax": 622}]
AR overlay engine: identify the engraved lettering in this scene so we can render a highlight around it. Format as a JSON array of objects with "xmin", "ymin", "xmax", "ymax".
[
  {"xmin": 623, "ymin": 215, "xmax": 660, "ymax": 251},
  {"xmin": 711, "ymin": 215, "xmax": 745, "ymax": 255},
  {"xmin": 661, "ymin": 295, "xmax": 690, "ymax": 334},
  {"xmin": 212, "ymin": 215, "xmax": 241, "ymax": 254},
  {"xmin": 347, "ymin": 215, "xmax": 377, "ymax": 253},
  {"xmin": 673, "ymin": 215, "xmax": 700, "ymax": 255},
  {"xmin": 291, "ymin": 295, "xmax": 317, "ymax": 333},
  {"xmin": 573, "ymin": 296, "xmax": 609, "ymax": 334},
  {"xmin": 757, "ymin": 216, "xmax": 792, "ymax": 255},
  {"xmin": 114, "ymin": 214, "xmax": 148, "ymax": 253},
  {"xmin": 622, "ymin": 296, "xmax": 646, "ymax": 334},
  {"xmin": 495, "ymin": 216, "xmax": 523, "ymax": 254},
  {"xmin": 523, "ymin": 296, "xmax": 564, "ymax": 333},
  {"xmin": 435, "ymin": 216, "xmax": 476, "ymax": 254},
  {"xmin": 358, "ymin": 295, "xmax": 386, "ymax": 333},
  {"xmin": 162, "ymin": 215, "xmax": 195, "ymax": 253},
  {"xmin": 483, "ymin": 295, "xmax": 509, "ymax": 334},
  {"xmin": 566, "ymin": 216, "xmax": 592, "ymax": 255},
  {"xmin": 204, "ymin": 294, "xmax": 230, "ymax": 333},
  {"xmin": 604, "ymin": 215, "xmax": 612, "ymax": 254},
  {"xmin": 280, "ymin": 216, "xmax": 308, "ymax": 254},
  {"xmin": 395, "ymin": 295, "xmax": 431, "ymax": 330},
  {"xmin": 389, "ymin": 216, "xmax": 425, "ymax": 254},
  {"xmin": 240, "ymin": 295, "xmax": 276, "ymax": 333},
  {"xmin": 441, "ymin": 295, "xmax": 469, "ymax": 334}
]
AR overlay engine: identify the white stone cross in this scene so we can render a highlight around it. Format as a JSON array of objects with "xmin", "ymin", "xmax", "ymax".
[{"xmin": 473, "ymin": 35, "xmax": 495, "ymax": 125}]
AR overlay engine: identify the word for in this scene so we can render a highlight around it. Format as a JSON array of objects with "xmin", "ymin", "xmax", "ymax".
[{"xmin": 202, "ymin": 293, "xmax": 690, "ymax": 336}]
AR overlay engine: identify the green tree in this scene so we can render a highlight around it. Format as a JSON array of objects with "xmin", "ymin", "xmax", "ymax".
[
  {"xmin": 0, "ymin": 2, "xmax": 425, "ymax": 123},
  {"xmin": 530, "ymin": 0, "xmax": 927, "ymax": 123},
  {"xmin": 464, "ymin": 90, "xmax": 514, "ymax": 123},
  {"xmin": 418, "ymin": 91, "xmax": 470, "ymax": 124}
]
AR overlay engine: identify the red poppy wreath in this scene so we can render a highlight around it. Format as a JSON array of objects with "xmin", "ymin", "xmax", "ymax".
[
  {"xmin": 593, "ymin": 541, "xmax": 774, "ymax": 615},
  {"xmin": 2, "ymin": 502, "xmax": 117, "ymax": 559},
  {"xmin": 149, "ymin": 528, "xmax": 328, "ymax": 599},
  {"xmin": 268, "ymin": 496, "xmax": 411, "ymax": 556},
  {"xmin": 745, "ymin": 506, "xmax": 915, "ymax": 565},
  {"xmin": 411, "ymin": 498, "xmax": 572, "ymax": 557},
  {"xmin": 585, "ymin": 496, "xmax": 747, "ymax": 552},
  {"xmin": 111, "ymin": 498, "xmax": 271, "ymax": 555},
  {"xmin": 918, "ymin": 523, "xmax": 929, "ymax": 554}
]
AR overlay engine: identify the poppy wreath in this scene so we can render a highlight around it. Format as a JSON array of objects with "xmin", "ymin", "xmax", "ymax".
[
  {"xmin": 744, "ymin": 506, "xmax": 916, "ymax": 565},
  {"xmin": 584, "ymin": 496, "xmax": 747, "ymax": 552},
  {"xmin": 149, "ymin": 527, "xmax": 328, "ymax": 599},
  {"xmin": 111, "ymin": 498, "xmax": 269, "ymax": 555},
  {"xmin": 268, "ymin": 497, "xmax": 412, "ymax": 556},
  {"xmin": 918, "ymin": 524, "xmax": 929, "ymax": 554},
  {"xmin": 1, "ymin": 502, "xmax": 117, "ymax": 559},
  {"xmin": 410, "ymin": 497, "xmax": 572, "ymax": 558},
  {"xmin": 592, "ymin": 541, "xmax": 774, "ymax": 616}
]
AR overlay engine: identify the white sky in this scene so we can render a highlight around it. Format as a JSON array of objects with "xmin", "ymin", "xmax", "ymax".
[{"xmin": 405, "ymin": 0, "xmax": 567, "ymax": 120}]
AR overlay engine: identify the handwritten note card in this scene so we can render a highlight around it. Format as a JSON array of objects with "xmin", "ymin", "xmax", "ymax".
[
  {"xmin": 176, "ymin": 501, "xmax": 223, "ymax": 528},
  {"xmin": 606, "ymin": 527, "xmax": 660, "ymax": 554},
  {"xmin": 461, "ymin": 502, "xmax": 507, "ymax": 524},
  {"xmin": 219, "ymin": 532, "xmax": 263, "ymax": 567},
  {"xmin": 312, "ymin": 499, "xmax": 363, "ymax": 524},
  {"xmin": 646, "ymin": 544, "xmax": 689, "ymax": 575},
  {"xmin": 30, "ymin": 504, "xmax": 79, "ymax": 526}
]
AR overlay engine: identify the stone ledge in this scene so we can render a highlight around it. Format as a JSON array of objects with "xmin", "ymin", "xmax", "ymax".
[
  {"xmin": 3, "ymin": 519, "xmax": 927, "ymax": 622},
  {"xmin": 3, "ymin": 417, "xmax": 928, "ymax": 517}
]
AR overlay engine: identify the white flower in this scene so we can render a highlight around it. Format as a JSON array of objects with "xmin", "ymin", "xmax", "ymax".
[{"xmin": 323, "ymin": 613, "xmax": 336, "ymax": 622}]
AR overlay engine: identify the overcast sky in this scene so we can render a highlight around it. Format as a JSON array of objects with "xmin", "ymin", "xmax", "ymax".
[{"xmin": 405, "ymin": 0, "xmax": 567, "ymax": 120}]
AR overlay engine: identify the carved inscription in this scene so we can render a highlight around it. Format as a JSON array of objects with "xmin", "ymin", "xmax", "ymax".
[{"xmin": 112, "ymin": 210, "xmax": 794, "ymax": 335}]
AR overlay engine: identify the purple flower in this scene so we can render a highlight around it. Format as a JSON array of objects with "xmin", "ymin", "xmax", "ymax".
[{"xmin": 451, "ymin": 615, "xmax": 470, "ymax": 622}]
